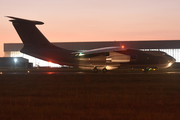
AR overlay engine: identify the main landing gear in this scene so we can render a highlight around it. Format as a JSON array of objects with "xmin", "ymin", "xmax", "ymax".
[
  {"xmin": 102, "ymin": 68, "xmax": 107, "ymax": 73},
  {"xmin": 93, "ymin": 67, "xmax": 107, "ymax": 73},
  {"xmin": 93, "ymin": 67, "xmax": 98, "ymax": 73}
]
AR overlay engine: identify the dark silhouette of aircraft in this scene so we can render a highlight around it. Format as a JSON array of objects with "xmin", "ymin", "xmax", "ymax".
[{"xmin": 7, "ymin": 16, "xmax": 176, "ymax": 72}]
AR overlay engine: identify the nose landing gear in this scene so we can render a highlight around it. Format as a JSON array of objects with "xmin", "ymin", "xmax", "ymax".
[
  {"xmin": 142, "ymin": 68, "xmax": 149, "ymax": 73},
  {"xmin": 142, "ymin": 68, "xmax": 153, "ymax": 73}
]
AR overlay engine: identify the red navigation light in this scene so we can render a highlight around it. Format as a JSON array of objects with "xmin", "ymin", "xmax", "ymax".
[{"xmin": 121, "ymin": 45, "xmax": 125, "ymax": 49}]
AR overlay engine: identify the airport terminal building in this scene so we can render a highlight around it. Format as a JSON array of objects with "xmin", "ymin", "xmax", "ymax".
[{"xmin": 4, "ymin": 40, "xmax": 180, "ymax": 67}]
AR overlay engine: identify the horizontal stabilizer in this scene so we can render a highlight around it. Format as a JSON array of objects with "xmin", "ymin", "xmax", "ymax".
[
  {"xmin": 6, "ymin": 16, "xmax": 44, "ymax": 25},
  {"xmin": 7, "ymin": 16, "xmax": 50, "ymax": 45}
]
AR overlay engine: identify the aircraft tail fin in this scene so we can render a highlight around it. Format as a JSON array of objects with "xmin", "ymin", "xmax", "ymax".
[
  {"xmin": 7, "ymin": 16, "xmax": 74, "ymax": 65},
  {"xmin": 7, "ymin": 16, "xmax": 50, "ymax": 46}
]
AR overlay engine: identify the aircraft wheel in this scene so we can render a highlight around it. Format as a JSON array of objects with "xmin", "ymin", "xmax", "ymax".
[
  {"xmin": 93, "ymin": 67, "xmax": 98, "ymax": 73},
  {"xmin": 102, "ymin": 68, "xmax": 107, "ymax": 73}
]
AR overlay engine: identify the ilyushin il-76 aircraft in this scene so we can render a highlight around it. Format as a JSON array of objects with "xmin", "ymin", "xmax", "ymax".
[{"xmin": 7, "ymin": 16, "xmax": 176, "ymax": 73}]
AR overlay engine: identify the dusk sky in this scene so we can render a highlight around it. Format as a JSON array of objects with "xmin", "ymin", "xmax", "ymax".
[{"xmin": 1, "ymin": 0, "xmax": 180, "ymax": 57}]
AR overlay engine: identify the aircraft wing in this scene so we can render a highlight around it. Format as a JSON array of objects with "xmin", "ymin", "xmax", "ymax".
[{"xmin": 72, "ymin": 46, "xmax": 127, "ymax": 55}]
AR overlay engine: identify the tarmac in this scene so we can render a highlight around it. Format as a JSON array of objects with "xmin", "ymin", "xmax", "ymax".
[{"xmin": 0, "ymin": 68, "xmax": 180, "ymax": 74}]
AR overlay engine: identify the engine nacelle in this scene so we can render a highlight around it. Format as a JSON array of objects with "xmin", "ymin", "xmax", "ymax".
[{"xmin": 106, "ymin": 55, "xmax": 130, "ymax": 63}]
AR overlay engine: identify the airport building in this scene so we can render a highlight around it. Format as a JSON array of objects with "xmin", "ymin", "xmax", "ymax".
[{"xmin": 4, "ymin": 40, "xmax": 180, "ymax": 67}]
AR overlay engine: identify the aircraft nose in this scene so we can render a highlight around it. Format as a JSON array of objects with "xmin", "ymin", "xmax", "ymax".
[
  {"xmin": 167, "ymin": 55, "xmax": 176, "ymax": 62},
  {"xmin": 171, "ymin": 58, "xmax": 176, "ymax": 63},
  {"xmin": 169, "ymin": 56, "xmax": 176, "ymax": 63},
  {"xmin": 167, "ymin": 57, "xmax": 176, "ymax": 67}
]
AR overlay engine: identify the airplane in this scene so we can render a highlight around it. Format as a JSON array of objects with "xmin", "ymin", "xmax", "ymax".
[{"xmin": 7, "ymin": 16, "xmax": 176, "ymax": 73}]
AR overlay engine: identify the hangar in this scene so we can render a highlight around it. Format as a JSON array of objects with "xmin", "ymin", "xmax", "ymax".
[{"xmin": 4, "ymin": 40, "xmax": 180, "ymax": 67}]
